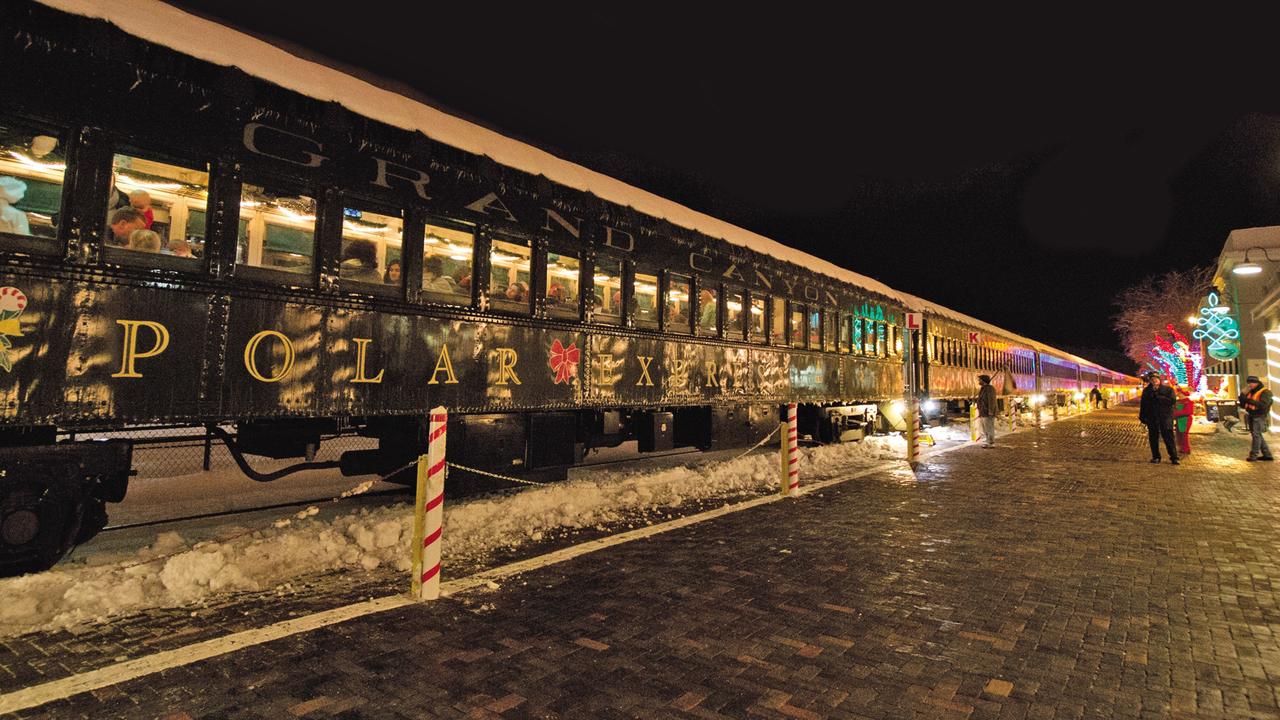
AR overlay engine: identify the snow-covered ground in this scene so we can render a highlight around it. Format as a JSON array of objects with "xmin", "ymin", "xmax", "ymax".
[{"xmin": 0, "ymin": 435, "xmax": 907, "ymax": 636}]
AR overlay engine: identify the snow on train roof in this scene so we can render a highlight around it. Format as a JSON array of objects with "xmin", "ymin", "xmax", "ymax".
[{"xmin": 37, "ymin": 0, "xmax": 905, "ymax": 303}]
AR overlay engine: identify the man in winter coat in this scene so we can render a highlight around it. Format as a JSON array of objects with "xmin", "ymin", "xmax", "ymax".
[
  {"xmin": 1238, "ymin": 375, "xmax": 1274, "ymax": 461},
  {"xmin": 976, "ymin": 374, "xmax": 998, "ymax": 448},
  {"xmin": 1139, "ymin": 371, "xmax": 1179, "ymax": 464}
]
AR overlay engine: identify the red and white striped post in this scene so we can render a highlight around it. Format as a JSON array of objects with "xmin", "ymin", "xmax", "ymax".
[
  {"xmin": 411, "ymin": 406, "xmax": 447, "ymax": 601},
  {"xmin": 779, "ymin": 403, "xmax": 799, "ymax": 496}
]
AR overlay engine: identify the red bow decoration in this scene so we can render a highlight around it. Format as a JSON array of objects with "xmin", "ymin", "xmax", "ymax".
[{"xmin": 549, "ymin": 339, "xmax": 579, "ymax": 385}]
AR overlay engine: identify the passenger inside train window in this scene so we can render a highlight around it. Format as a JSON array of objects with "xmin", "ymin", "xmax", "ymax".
[
  {"xmin": 108, "ymin": 151, "xmax": 209, "ymax": 261},
  {"xmin": 698, "ymin": 286, "xmax": 718, "ymax": 335},
  {"xmin": 632, "ymin": 269, "xmax": 658, "ymax": 328},
  {"xmin": 489, "ymin": 237, "xmax": 531, "ymax": 313},
  {"xmin": 666, "ymin": 273, "xmax": 691, "ymax": 334},
  {"xmin": 749, "ymin": 295, "xmax": 766, "ymax": 341},
  {"xmin": 591, "ymin": 257, "xmax": 622, "ymax": 324},
  {"xmin": 0, "ymin": 120, "xmax": 64, "ymax": 243},
  {"xmin": 791, "ymin": 305, "xmax": 806, "ymax": 347},
  {"xmin": 340, "ymin": 206, "xmax": 403, "ymax": 288},
  {"xmin": 238, "ymin": 183, "xmax": 316, "ymax": 275},
  {"xmin": 808, "ymin": 308, "xmax": 821, "ymax": 348},
  {"xmin": 423, "ymin": 223, "xmax": 473, "ymax": 304},
  {"xmin": 127, "ymin": 228, "xmax": 162, "ymax": 252},
  {"xmin": 545, "ymin": 250, "xmax": 579, "ymax": 319},
  {"xmin": 770, "ymin": 297, "xmax": 786, "ymax": 345},
  {"xmin": 725, "ymin": 289, "xmax": 744, "ymax": 339}
]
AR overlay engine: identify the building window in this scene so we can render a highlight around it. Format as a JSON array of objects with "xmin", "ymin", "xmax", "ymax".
[
  {"xmin": 340, "ymin": 206, "xmax": 402, "ymax": 288},
  {"xmin": 666, "ymin": 272, "xmax": 691, "ymax": 334},
  {"xmin": 545, "ymin": 249, "xmax": 579, "ymax": 319},
  {"xmin": 0, "ymin": 120, "xmax": 65, "ymax": 246},
  {"xmin": 106, "ymin": 151, "xmax": 209, "ymax": 265},
  {"xmin": 592, "ymin": 256, "xmax": 623, "ymax": 324},
  {"xmin": 238, "ymin": 182, "xmax": 316, "ymax": 275},
  {"xmin": 489, "ymin": 237, "xmax": 532, "ymax": 313},
  {"xmin": 422, "ymin": 223, "xmax": 473, "ymax": 304}
]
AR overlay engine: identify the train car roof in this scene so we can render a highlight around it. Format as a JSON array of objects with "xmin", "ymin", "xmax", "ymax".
[{"xmin": 36, "ymin": 0, "xmax": 909, "ymax": 302}]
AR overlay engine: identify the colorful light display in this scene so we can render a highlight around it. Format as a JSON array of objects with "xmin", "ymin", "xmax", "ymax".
[{"xmin": 1193, "ymin": 292, "xmax": 1240, "ymax": 361}]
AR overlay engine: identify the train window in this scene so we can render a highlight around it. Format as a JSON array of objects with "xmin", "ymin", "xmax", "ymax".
[
  {"xmin": 791, "ymin": 304, "xmax": 806, "ymax": 347},
  {"xmin": 422, "ymin": 223, "xmax": 473, "ymax": 304},
  {"xmin": 106, "ymin": 151, "xmax": 209, "ymax": 266},
  {"xmin": 770, "ymin": 297, "xmax": 786, "ymax": 345},
  {"xmin": 808, "ymin": 308, "xmax": 821, "ymax": 349},
  {"xmin": 725, "ymin": 288, "xmax": 744, "ymax": 340},
  {"xmin": 238, "ymin": 182, "xmax": 316, "ymax": 275},
  {"xmin": 838, "ymin": 313, "xmax": 850, "ymax": 353},
  {"xmin": 0, "ymin": 120, "xmax": 65, "ymax": 250},
  {"xmin": 592, "ymin": 256, "xmax": 623, "ymax": 324},
  {"xmin": 823, "ymin": 311, "xmax": 837, "ymax": 352},
  {"xmin": 697, "ymin": 284, "xmax": 718, "ymax": 335},
  {"xmin": 632, "ymin": 269, "xmax": 659, "ymax": 329},
  {"xmin": 850, "ymin": 316, "xmax": 863, "ymax": 354},
  {"xmin": 876, "ymin": 322, "xmax": 887, "ymax": 357},
  {"xmin": 340, "ymin": 206, "xmax": 402, "ymax": 290},
  {"xmin": 489, "ymin": 237, "xmax": 532, "ymax": 313},
  {"xmin": 545, "ymin": 249, "xmax": 579, "ymax": 319},
  {"xmin": 665, "ymin": 272, "xmax": 691, "ymax": 334},
  {"xmin": 749, "ymin": 295, "xmax": 766, "ymax": 340}
]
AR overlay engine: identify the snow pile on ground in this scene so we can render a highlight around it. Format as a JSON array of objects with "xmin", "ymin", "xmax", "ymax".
[{"xmin": 0, "ymin": 436, "xmax": 905, "ymax": 636}]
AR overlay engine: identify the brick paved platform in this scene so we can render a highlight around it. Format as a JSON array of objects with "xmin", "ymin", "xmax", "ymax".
[{"xmin": 5, "ymin": 405, "xmax": 1280, "ymax": 719}]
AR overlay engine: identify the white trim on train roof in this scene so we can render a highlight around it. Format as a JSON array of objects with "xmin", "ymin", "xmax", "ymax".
[{"xmin": 36, "ymin": 0, "xmax": 907, "ymax": 302}]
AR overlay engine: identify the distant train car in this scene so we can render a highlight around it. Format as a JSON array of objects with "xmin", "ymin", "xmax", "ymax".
[{"xmin": 0, "ymin": 0, "xmax": 1138, "ymax": 575}]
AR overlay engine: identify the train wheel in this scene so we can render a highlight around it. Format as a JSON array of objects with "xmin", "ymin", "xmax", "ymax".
[{"xmin": 0, "ymin": 481, "xmax": 83, "ymax": 576}]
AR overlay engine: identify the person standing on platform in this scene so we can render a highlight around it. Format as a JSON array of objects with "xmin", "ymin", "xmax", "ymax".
[
  {"xmin": 1090, "ymin": 385, "xmax": 1102, "ymax": 408},
  {"xmin": 976, "ymin": 374, "xmax": 998, "ymax": 448},
  {"xmin": 1172, "ymin": 386, "xmax": 1193, "ymax": 456},
  {"xmin": 1239, "ymin": 375, "xmax": 1274, "ymax": 461},
  {"xmin": 1139, "ymin": 371, "xmax": 1179, "ymax": 464}
]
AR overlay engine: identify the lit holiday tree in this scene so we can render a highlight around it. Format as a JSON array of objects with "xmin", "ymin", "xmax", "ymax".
[{"xmin": 1148, "ymin": 324, "xmax": 1206, "ymax": 395}]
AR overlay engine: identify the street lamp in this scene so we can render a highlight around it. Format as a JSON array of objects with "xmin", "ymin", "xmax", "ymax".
[{"xmin": 1232, "ymin": 246, "xmax": 1277, "ymax": 276}]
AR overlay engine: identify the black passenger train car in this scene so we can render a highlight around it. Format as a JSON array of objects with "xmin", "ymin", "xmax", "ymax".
[{"xmin": 0, "ymin": 0, "xmax": 1137, "ymax": 574}]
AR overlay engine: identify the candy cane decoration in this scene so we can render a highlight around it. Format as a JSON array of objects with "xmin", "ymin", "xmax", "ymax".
[
  {"xmin": 411, "ymin": 406, "xmax": 447, "ymax": 601},
  {"xmin": 779, "ymin": 403, "xmax": 799, "ymax": 496}
]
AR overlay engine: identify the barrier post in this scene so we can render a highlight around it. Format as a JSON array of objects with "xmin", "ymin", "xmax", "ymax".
[
  {"xmin": 779, "ymin": 403, "xmax": 799, "ymax": 496},
  {"xmin": 970, "ymin": 403, "xmax": 978, "ymax": 441},
  {"xmin": 906, "ymin": 397, "xmax": 919, "ymax": 464},
  {"xmin": 1052, "ymin": 396, "xmax": 1059, "ymax": 421},
  {"xmin": 411, "ymin": 406, "xmax": 448, "ymax": 601}
]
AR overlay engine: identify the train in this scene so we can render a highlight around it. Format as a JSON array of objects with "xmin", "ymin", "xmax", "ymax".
[{"xmin": 0, "ymin": 0, "xmax": 1139, "ymax": 575}]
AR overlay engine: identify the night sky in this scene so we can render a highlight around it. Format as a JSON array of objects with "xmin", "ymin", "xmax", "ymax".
[{"xmin": 166, "ymin": 3, "xmax": 1280, "ymax": 371}]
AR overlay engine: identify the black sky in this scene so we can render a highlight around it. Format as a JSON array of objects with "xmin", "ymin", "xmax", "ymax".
[{"xmin": 164, "ymin": 3, "xmax": 1280, "ymax": 370}]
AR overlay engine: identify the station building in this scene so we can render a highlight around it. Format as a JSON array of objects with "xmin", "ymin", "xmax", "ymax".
[{"xmin": 1209, "ymin": 226, "xmax": 1280, "ymax": 425}]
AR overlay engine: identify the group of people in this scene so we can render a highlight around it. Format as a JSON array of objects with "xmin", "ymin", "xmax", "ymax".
[
  {"xmin": 104, "ymin": 185, "xmax": 196, "ymax": 257},
  {"xmin": 1139, "ymin": 370, "xmax": 1273, "ymax": 464}
]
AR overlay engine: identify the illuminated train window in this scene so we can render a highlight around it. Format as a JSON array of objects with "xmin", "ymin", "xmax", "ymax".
[
  {"xmin": 108, "ymin": 152, "xmax": 208, "ymax": 264},
  {"xmin": 824, "ymin": 311, "xmax": 837, "ymax": 352},
  {"xmin": 545, "ymin": 249, "xmax": 580, "ymax": 319},
  {"xmin": 849, "ymin": 315, "xmax": 862, "ymax": 354},
  {"xmin": 632, "ymin": 269, "xmax": 659, "ymax": 329},
  {"xmin": 489, "ymin": 237, "xmax": 532, "ymax": 313},
  {"xmin": 790, "ymin": 304, "xmax": 806, "ymax": 347},
  {"xmin": 0, "ymin": 119, "xmax": 64, "ymax": 249},
  {"xmin": 725, "ymin": 288, "xmax": 744, "ymax": 340},
  {"xmin": 592, "ymin": 256, "xmax": 623, "ymax": 324},
  {"xmin": 749, "ymin": 295, "xmax": 766, "ymax": 341},
  {"xmin": 238, "ymin": 183, "xmax": 316, "ymax": 276},
  {"xmin": 808, "ymin": 308, "xmax": 821, "ymax": 348},
  {"xmin": 770, "ymin": 297, "xmax": 786, "ymax": 345},
  {"xmin": 423, "ymin": 223, "xmax": 473, "ymax": 305},
  {"xmin": 340, "ymin": 206, "xmax": 402, "ymax": 289},
  {"xmin": 697, "ymin": 284, "xmax": 718, "ymax": 335},
  {"xmin": 665, "ymin": 272, "xmax": 691, "ymax": 334}
]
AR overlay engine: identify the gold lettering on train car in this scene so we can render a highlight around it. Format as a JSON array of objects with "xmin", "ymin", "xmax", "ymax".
[
  {"xmin": 241, "ymin": 122, "xmax": 328, "ymax": 168},
  {"xmin": 722, "ymin": 263, "xmax": 745, "ymax": 282},
  {"xmin": 803, "ymin": 285, "xmax": 819, "ymax": 301},
  {"xmin": 689, "ymin": 252, "xmax": 712, "ymax": 272},
  {"xmin": 543, "ymin": 208, "xmax": 581, "ymax": 238},
  {"xmin": 494, "ymin": 348, "xmax": 522, "ymax": 385},
  {"xmin": 636, "ymin": 355, "xmax": 655, "ymax": 386},
  {"xmin": 243, "ymin": 330, "xmax": 296, "ymax": 383},
  {"xmin": 781, "ymin": 276, "xmax": 798, "ymax": 295},
  {"xmin": 465, "ymin": 192, "xmax": 518, "ymax": 223},
  {"xmin": 704, "ymin": 360, "xmax": 719, "ymax": 388},
  {"xmin": 111, "ymin": 320, "xmax": 170, "ymax": 378},
  {"xmin": 370, "ymin": 158, "xmax": 431, "ymax": 200},
  {"xmin": 603, "ymin": 225, "xmax": 634, "ymax": 252},
  {"xmin": 427, "ymin": 344, "xmax": 459, "ymax": 385},
  {"xmin": 824, "ymin": 290, "xmax": 839, "ymax": 306},
  {"xmin": 753, "ymin": 269, "xmax": 772, "ymax": 289},
  {"xmin": 351, "ymin": 338, "xmax": 384, "ymax": 384}
]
